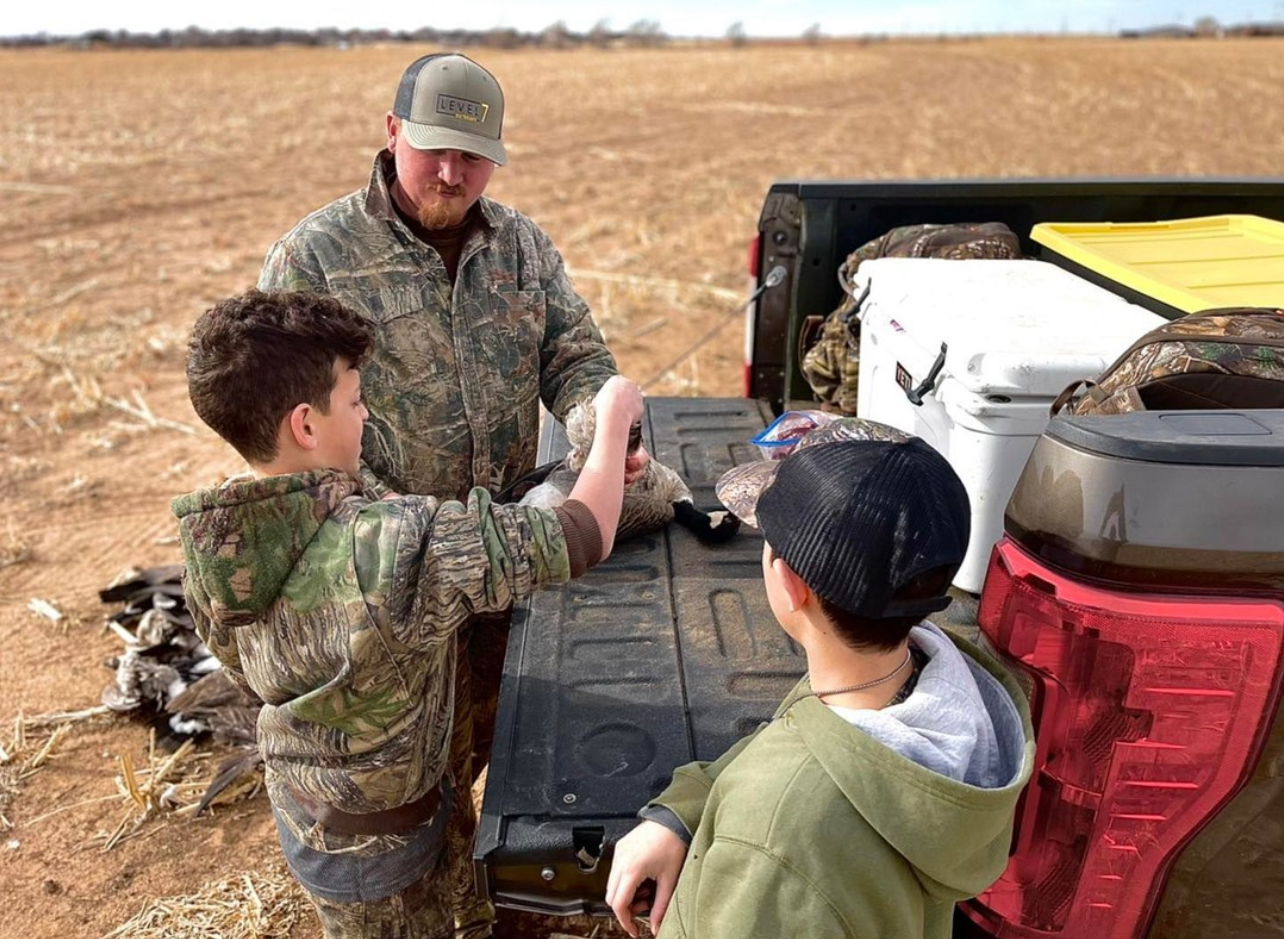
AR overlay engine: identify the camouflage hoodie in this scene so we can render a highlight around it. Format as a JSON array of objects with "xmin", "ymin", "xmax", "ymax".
[
  {"xmin": 257, "ymin": 152, "xmax": 618, "ymax": 501},
  {"xmin": 172, "ymin": 469, "xmax": 570, "ymax": 814}
]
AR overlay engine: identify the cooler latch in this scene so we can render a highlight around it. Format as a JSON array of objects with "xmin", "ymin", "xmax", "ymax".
[{"xmin": 905, "ymin": 343, "xmax": 948, "ymax": 406}]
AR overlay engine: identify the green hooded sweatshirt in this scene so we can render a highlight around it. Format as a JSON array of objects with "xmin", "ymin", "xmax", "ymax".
[{"xmin": 648, "ymin": 627, "xmax": 1035, "ymax": 939}]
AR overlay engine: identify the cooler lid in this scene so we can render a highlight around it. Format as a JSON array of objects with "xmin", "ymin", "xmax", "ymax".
[
  {"xmin": 855, "ymin": 258, "xmax": 1167, "ymax": 397},
  {"xmin": 1048, "ymin": 410, "xmax": 1284, "ymax": 466},
  {"xmin": 1032, "ymin": 215, "xmax": 1284, "ymax": 313}
]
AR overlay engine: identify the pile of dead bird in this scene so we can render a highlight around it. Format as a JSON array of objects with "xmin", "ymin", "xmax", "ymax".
[{"xmin": 100, "ymin": 566, "xmax": 262, "ymax": 815}]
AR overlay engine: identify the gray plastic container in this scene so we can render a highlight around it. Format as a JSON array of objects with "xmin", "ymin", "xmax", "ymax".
[{"xmin": 1004, "ymin": 410, "xmax": 1284, "ymax": 593}]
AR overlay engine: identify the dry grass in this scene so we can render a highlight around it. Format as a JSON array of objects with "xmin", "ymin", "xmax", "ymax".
[
  {"xmin": 3, "ymin": 39, "xmax": 1281, "ymax": 413},
  {"xmin": 0, "ymin": 714, "xmax": 75, "ymax": 830},
  {"xmin": 5, "ymin": 710, "xmax": 261, "ymax": 849},
  {"xmin": 0, "ymin": 527, "xmax": 33, "ymax": 569},
  {"xmin": 0, "ymin": 708, "xmax": 110, "ymax": 830},
  {"xmin": 92, "ymin": 733, "xmax": 264, "ymax": 852},
  {"xmin": 100, "ymin": 866, "xmax": 309, "ymax": 939},
  {"xmin": 0, "ymin": 714, "xmax": 100, "ymax": 832},
  {"xmin": 96, "ymin": 736, "xmax": 202, "ymax": 851}
]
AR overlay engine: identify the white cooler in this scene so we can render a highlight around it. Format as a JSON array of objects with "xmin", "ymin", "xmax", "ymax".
[{"xmin": 854, "ymin": 258, "xmax": 1165, "ymax": 593}]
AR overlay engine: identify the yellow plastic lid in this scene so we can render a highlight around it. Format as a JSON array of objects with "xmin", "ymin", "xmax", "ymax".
[{"xmin": 1031, "ymin": 215, "xmax": 1284, "ymax": 313}]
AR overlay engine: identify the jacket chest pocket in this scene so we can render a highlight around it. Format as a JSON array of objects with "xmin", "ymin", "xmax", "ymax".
[
  {"xmin": 364, "ymin": 286, "xmax": 457, "ymax": 389},
  {"xmin": 482, "ymin": 288, "xmax": 545, "ymax": 382}
]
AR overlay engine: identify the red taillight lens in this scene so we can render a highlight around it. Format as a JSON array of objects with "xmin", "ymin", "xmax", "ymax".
[{"xmin": 964, "ymin": 537, "xmax": 1284, "ymax": 939}]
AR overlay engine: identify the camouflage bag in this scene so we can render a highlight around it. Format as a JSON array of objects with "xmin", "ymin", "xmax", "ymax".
[
  {"xmin": 800, "ymin": 222, "xmax": 1022, "ymax": 414},
  {"xmin": 1053, "ymin": 308, "xmax": 1284, "ymax": 416}
]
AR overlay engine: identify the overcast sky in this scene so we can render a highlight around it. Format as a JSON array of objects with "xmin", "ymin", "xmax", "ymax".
[{"xmin": 3, "ymin": 0, "xmax": 1279, "ymax": 39}]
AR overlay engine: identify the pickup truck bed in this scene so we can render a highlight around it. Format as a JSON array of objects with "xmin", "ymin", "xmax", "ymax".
[
  {"xmin": 481, "ymin": 179, "xmax": 1284, "ymax": 937},
  {"xmin": 476, "ymin": 397, "xmax": 979, "ymax": 915},
  {"xmin": 476, "ymin": 397, "xmax": 783, "ymax": 914},
  {"xmin": 749, "ymin": 178, "xmax": 1284, "ymax": 409}
]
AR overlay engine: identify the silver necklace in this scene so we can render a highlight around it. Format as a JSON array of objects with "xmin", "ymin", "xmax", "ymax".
[{"xmin": 807, "ymin": 648, "xmax": 913, "ymax": 699}]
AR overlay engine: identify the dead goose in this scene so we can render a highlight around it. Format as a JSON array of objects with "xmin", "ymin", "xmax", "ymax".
[
  {"xmin": 507, "ymin": 402, "xmax": 740, "ymax": 544},
  {"xmin": 165, "ymin": 670, "xmax": 263, "ymax": 815},
  {"xmin": 99, "ymin": 567, "xmax": 232, "ymax": 744},
  {"xmin": 101, "ymin": 566, "xmax": 265, "ymax": 814}
]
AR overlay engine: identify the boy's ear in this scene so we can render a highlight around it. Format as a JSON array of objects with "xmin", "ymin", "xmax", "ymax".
[
  {"xmin": 287, "ymin": 403, "xmax": 320, "ymax": 452},
  {"xmin": 771, "ymin": 556, "xmax": 812, "ymax": 613}
]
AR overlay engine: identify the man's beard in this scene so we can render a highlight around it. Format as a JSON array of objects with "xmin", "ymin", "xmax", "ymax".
[{"xmin": 417, "ymin": 187, "xmax": 469, "ymax": 230}]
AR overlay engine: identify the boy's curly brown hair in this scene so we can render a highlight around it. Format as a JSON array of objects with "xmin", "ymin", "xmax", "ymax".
[{"xmin": 186, "ymin": 289, "xmax": 372, "ymax": 464}]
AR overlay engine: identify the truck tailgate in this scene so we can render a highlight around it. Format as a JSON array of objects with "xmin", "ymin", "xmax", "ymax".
[{"xmin": 475, "ymin": 397, "xmax": 802, "ymax": 915}]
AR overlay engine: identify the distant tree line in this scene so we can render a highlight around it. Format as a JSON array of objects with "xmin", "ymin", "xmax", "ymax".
[
  {"xmin": 1120, "ymin": 17, "xmax": 1284, "ymax": 38},
  {"xmin": 3, "ymin": 16, "xmax": 1281, "ymax": 50},
  {"xmin": 0, "ymin": 20, "xmax": 673, "ymax": 50}
]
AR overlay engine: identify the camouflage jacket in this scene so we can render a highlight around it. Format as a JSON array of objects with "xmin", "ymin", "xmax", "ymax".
[
  {"xmin": 1064, "ymin": 307, "xmax": 1284, "ymax": 415},
  {"xmin": 172, "ymin": 469, "xmax": 570, "ymax": 814},
  {"xmin": 258, "ymin": 152, "xmax": 618, "ymax": 501}
]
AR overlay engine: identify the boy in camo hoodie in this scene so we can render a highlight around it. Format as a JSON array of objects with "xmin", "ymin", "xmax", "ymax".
[{"xmin": 172, "ymin": 289, "xmax": 642, "ymax": 939}]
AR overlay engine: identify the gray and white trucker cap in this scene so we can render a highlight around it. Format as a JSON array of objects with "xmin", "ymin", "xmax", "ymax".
[{"xmin": 392, "ymin": 53, "xmax": 506, "ymax": 165}]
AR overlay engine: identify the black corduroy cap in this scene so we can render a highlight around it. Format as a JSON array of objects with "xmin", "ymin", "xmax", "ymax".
[{"xmin": 755, "ymin": 438, "xmax": 970, "ymax": 620}]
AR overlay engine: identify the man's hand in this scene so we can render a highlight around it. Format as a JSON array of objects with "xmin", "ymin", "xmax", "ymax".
[{"xmin": 606, "ymin": 820, "xmax": 688, "ymax": 938}]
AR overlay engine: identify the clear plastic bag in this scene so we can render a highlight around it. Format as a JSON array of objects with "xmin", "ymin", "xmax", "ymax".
[{"xmin": 749, "ymin": 410, "xmax": 838, "ymax": 460}]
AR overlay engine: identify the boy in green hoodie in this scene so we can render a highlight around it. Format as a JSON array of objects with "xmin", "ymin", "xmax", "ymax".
[
  {"xmin": 606, "ymin": 421, "xmax": 1036, "ymax": 939},
  {"xmin": 172, "ymin": 289, "xmax": 642, "ymax": 939}
]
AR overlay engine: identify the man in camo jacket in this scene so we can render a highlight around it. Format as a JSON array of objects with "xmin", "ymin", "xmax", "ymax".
[{"xmin": 257, "ymin": 53, "xmax": 643, "ymax": 937}]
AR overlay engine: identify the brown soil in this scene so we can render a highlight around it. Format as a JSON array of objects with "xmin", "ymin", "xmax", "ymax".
[{"xmin": 1, "ymin": 37, "xmax": 1281, "ymax": 938}]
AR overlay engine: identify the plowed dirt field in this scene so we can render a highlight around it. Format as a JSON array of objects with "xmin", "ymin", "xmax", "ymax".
[{"xmin": 1, "ymin": 37, "xmax": 1281, "ymax": 938}]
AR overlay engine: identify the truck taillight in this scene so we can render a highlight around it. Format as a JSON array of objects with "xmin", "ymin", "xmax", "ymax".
[
  {"xmin": 747, "ymin": 233, "xmax": 761, "ymax": 279},
  {"xmin": 964, "ymin": 538, "xmax": 1284, "ymax": 939}
]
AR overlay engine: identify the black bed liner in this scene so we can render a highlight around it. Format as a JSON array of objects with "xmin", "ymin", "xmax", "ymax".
[
  {"xmin": 474, "ymin": 396, "xmax": 805, "ymax": 915},
  {"xmin": 474, "ymin": 396, "xmax": 983, "ymax": 915}
]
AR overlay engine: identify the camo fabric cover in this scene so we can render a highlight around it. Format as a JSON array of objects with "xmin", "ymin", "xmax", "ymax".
[
  {"xmin": 1065, "ymin": 308, "xmax": 1284, "ymax": 415},
  {"xmin": 801, "ymin": 222, "xmax": 1022, "ymax": 414},
  {"xmin": 171, "ymin": 469, "xmax": 570, "ymax": 816},
  {"xmin": 258, "ymin": 152, "xmax": 618, "ymax": 502},
  {"xmin": 716, "ymin": 417, "xmax": 912, "ymax": 528}
]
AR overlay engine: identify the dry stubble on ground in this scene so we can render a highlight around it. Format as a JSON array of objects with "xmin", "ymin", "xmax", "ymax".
[{"xmin": 0, "ymin": 37, "xmax": 1281, "ymax": 939}]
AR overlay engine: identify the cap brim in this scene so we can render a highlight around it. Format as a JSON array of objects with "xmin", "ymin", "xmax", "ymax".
[
  {"xmin": 717, "ymin": 418, "xmax": 914, "ymax": 529},
  {"xmin": 714, "ymin": 461, "xmax": 781, "ymax": 529},
  {"xmin": 795, "ymin": 417, "xmax": 913, "ymax": 451},
  {"xmin": 400, "ymin": 120, "xmax": 507, "ymax": 166}
]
